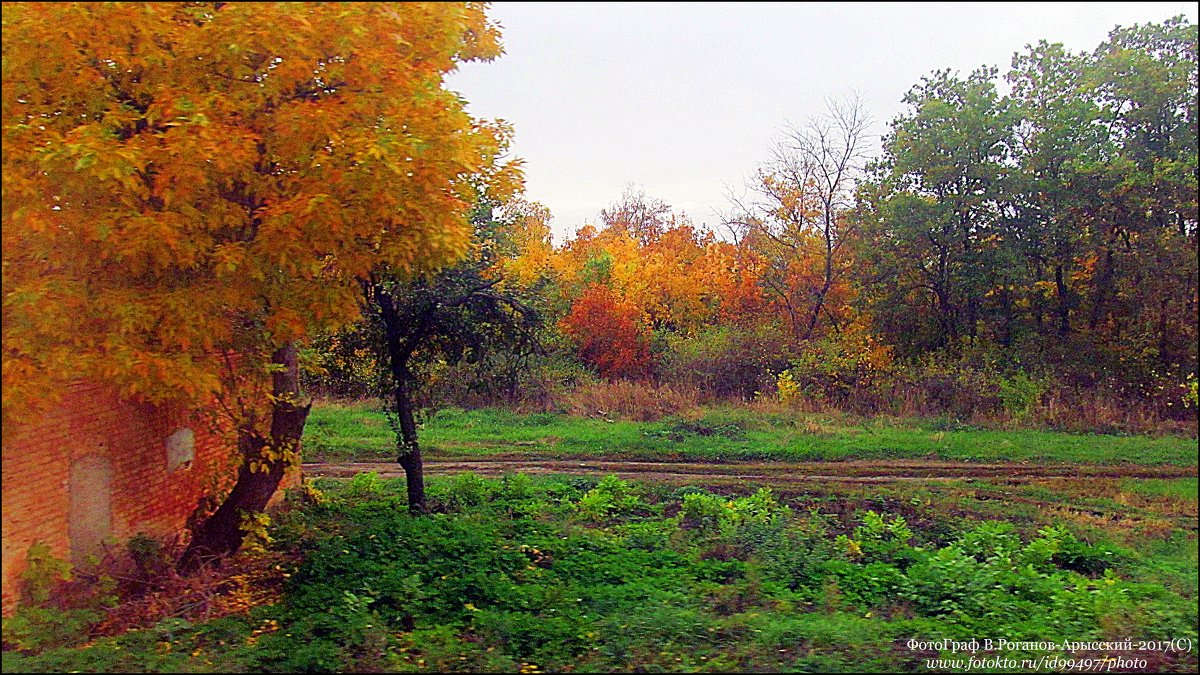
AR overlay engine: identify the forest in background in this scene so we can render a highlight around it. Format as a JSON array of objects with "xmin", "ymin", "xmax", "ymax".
[{"xmin": 309, "ymin": 16, "xmax": 1198, "ymax": 437}]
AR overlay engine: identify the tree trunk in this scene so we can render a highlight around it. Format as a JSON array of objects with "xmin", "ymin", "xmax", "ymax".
[
  {"xmin": 394, "ymin": 370, "xmax": 426, "ymax": 513},
  {"xmin": 931, "ymin": 269, "xmax": 957, "ymax": 350},
  {"xmin": 1054, "ymin": 263, "xmax": 1071, "ymax": 337},
  {"xmin": 803, "ymin": 225, "xmax": 836, "ymax": 341},
  {"xmin": 965, "ymin": 295, "xmax": 979, "ymax": 341},
  {"xmin": 1156, "ymin": 297, "xmax": 1171, "ymax": 368},
  {"xmin": 374, "ymin": 285, "xmax": 428, "ymax": 514},
  {"xmin": 179, "ymin": 343, "xmax": 310, "ymax": 574},
  {"xmin": 999, "ymin": 286, "xmax": 1014, "ymax": 348},
  {"xmin": 1089, "ymin": 243, "xmax": 1116, "ymax": 332}
]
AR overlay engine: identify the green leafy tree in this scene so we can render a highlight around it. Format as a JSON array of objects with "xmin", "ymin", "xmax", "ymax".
[
  {"xmin": 1006, "ymin": 40, "xmax": 1108, "ymax": 342},
  {"xmin": 1083, "ymin": 18, "xmax": 1197, "ymax": 380},
  {"xmin": 367, "ymin": 198, "xmax": 542, "ymax": 512},
  {"xmin": 855, "ymin": 67, "xmax": 1018, "ymax": 353}
]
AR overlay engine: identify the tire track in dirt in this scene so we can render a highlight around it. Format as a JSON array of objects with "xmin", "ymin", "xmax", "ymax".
[
  {"xmin": 303, "ymin": 457, "xmax": 1199, "ymax": 530},
  {"xmin": 302, "ymin": 457, "xmax": 1197, "ymax": 484}
]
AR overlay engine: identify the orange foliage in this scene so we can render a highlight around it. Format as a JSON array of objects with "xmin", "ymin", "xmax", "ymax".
[
  {"xmin": 496, "ymin": 198, "xmax": 555, "ymax": 288},
  {"xmin": 549, "ymin": 190, "xmax": 772, "ymax": 335},
  {"xmin": 702, "ymin": 241, "xmax": 772, "ymax": 326},
  {"xmin": 559, "ymin": 284, "xmax": 652, "ymax": 380}
]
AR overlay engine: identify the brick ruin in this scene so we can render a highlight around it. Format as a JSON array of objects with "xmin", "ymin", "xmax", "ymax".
[{"xmin": 0, "ymin": 381, "xmax": 291, "ymax": 613}]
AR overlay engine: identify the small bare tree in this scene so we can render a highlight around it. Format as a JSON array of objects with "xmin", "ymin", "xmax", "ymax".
[{"xmin": 724, "ymin": 96, "xmax": 872, "ymax": 340}]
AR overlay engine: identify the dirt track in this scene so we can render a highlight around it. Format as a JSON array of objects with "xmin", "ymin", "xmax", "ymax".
[{"xmin": 302, "ymin": 457, "xmax": 1197, "ymax": 484}]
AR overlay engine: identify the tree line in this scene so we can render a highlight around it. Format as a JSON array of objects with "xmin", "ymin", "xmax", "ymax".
[{"xmin": 312, "ymin": 15, "xmax": 1197, "ymax": 512}]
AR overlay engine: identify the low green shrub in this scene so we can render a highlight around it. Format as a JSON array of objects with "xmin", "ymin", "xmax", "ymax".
[{"xmin": 7, "ymin": 475, "xmax": 1195, "ymax": 673}]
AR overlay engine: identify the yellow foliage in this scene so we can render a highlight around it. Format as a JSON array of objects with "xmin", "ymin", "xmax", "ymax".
[
  {"xmin": 239, "ymin": 512, "xmax": 273, "ymax": 556},
  {"xmin": 2, "ymin": 3, "xmax": 521, "ymax": 426},
  {"xmin": 776, "ymin": 370, "xmax": 801, "ymax": 404}
]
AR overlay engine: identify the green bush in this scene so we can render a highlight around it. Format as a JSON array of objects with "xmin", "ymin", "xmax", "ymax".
[
  {"xmin": 956, "ymin": 519, "xmax": 1016, "ymax": 552},
  {"xmin": 575, "ymin": 475, "xmax": 643, "ymax": 523},
  {"xmin": 679, "ymin": 492, "xmax": 727, "ymax": 531},
  {"xmin": 784, "ymin": 330, "xmax": 894, "ymax": 403},
  {"xmin": 1, "ymin": 607, "xmax": 102, "ymax": 654},
  {"xmin": 658, "ymin": 324, "xmax": 790, "ymax": 401},
  {"xmin": 344, "ymin": 470, "xmax": 386, "ymax": 499},
  {"xmin": 443, "ymin": 471, "xmax": 492, "ymax": 509},
  {"xmin": 1, "ymin": 542, "xmax": 106, "ymax": 654},
  {"xmin": 997, "ymin": 371, "xmax": 1047, "ymax": 420}
]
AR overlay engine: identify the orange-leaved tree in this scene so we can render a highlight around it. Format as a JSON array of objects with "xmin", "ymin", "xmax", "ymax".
[
  {"xmin": 2, "ymin": 2, "xmax": 521, "ymax": 569},
  {"xmin": 559, "ymin": 283, "xmax": 652, "ymax": 380},
  {"xmin": 550, "ymin": 188, "xmax": 731, "ymax": 334}
]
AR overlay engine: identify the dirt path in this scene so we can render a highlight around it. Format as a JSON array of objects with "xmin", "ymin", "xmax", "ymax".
[{"xmin": 302, "ymin": 457, "xmax": 1197, "ymax": 484}]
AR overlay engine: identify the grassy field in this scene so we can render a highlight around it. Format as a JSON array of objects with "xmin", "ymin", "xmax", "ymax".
[
  {"xmin": 302, "ymin": 400, "xmax": 1200, "ymax": 466},
  {"xmin": 5, "ymin": 401, "xmax": 1196, "ymax": 672},
  {"xmin": 5, "ymin": 472, "xmax": 1196, "ymax": 673}
]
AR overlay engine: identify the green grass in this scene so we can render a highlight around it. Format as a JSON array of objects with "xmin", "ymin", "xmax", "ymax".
[
  {"xmin": 1121, "ymin": 477, "xmax": 1200, "ymax": 499},
  {"xmin": 302, "ymin": 401, "xmax": 1200, "ymax": 466},
  {"xmin": 302, "ymin": 400, "xmax": 398, "ymax": 458},
  {"xmin": 6, "ymin": 473, "xmax": 1195, "ymax": 673}
]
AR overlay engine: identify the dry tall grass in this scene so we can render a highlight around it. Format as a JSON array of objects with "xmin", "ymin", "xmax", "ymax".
[
  {"xmin": 564, "ymin": 380, "xmax": 699, "ymax": 422},
  {"xmin": 756, "ymin": 383, "xmax": 1197, "ymax": 437}
]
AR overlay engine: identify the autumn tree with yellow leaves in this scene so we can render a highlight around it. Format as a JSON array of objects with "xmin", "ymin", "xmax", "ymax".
[{"xmin": 2, "ymin": 2, "xmax": 521, "ymax": 567}]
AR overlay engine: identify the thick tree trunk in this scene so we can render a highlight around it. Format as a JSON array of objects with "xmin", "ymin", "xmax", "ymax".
[
  {"xmin": 934, "ymin": 244, "xmax": 958, "ymax": 349},
  {"xmin": 1156, "ymin": 297, "xmax": 1171, "ymax": 368},
  {"xmin": 179, "ymin": 343, "xmax": 310, "ymax": 574},
  {"xmin": 931, "ymin": 274, "xmax": 957, "ymax": 350},
  {"xmin": 998, "ymin": 286, "xmax": 1014, "ymax": 348},
  {"xmin": 803, "ymin": 234, "xmax": 836, "ymax": 341},
  {"xmin": 965, "ymin": 295, "xmax": 979, "ymax": 341}
]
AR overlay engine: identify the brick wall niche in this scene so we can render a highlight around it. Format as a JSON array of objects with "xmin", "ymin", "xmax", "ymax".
[{"xmin": 2, "ymin": 382, "xmax": 242, "ymax": 614}]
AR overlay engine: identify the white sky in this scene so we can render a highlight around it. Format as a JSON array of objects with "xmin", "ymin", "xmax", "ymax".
[{"xmin": 446, "ymin": 2, "xmax": 1199, "ymax": 241}]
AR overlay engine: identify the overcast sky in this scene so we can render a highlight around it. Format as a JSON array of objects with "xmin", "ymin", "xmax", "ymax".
[{"xmin": 446, "ymin": 2, "xmax": 1198, "ymax": 241}]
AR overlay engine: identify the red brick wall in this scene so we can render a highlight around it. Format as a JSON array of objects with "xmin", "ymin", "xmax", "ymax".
[{"xmin": 2, "ymin": 382, "xmax": 249, "ymax": 614}]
